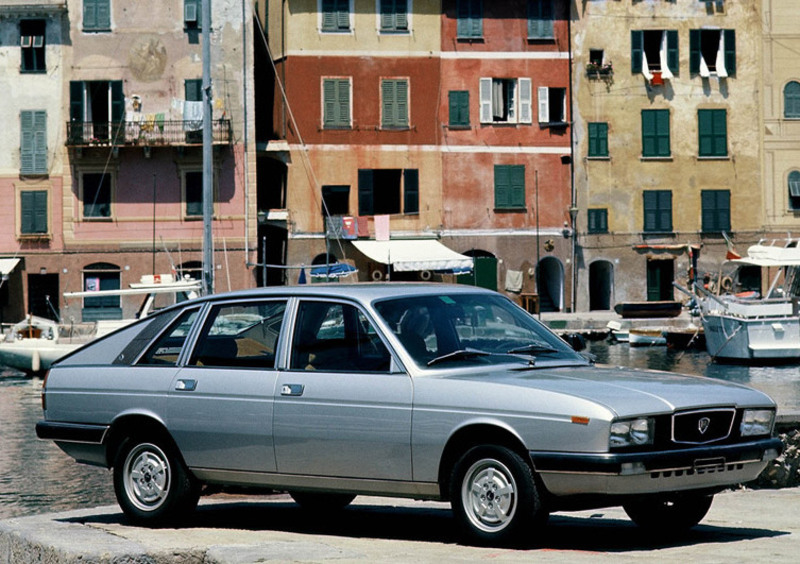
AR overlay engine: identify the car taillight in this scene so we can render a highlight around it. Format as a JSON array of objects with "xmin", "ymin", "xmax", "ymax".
[{"xmin": 40, "ymin": 370, "xmax": 49, "ymax": 411}]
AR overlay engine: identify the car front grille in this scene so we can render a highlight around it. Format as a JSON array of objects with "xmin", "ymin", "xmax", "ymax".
[{"xmin": 672, "ymin": 408, "xmax": 735, "ymax": 444}]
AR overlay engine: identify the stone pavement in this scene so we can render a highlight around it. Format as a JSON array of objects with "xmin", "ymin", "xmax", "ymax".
[{"xmin": 2, "ymin": 489, "xmax": 799, "ymax": 563}]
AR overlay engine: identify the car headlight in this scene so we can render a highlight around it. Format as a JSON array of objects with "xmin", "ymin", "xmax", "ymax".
[
  {"xmin": 610, "ymin": 417, "xmax": 654, "ymax": 448},
  {"xmin": 740, "ymin": 409, "xmax": 774, "ymax": 437}
]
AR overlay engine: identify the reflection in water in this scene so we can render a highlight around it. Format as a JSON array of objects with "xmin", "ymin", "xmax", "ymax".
[
  {"xmin": 2, "ymin": 343, "xmax": 799, "ymax": 520},
  {"xmin": 0, "ymin": 371, "xmax": 115, "ymax": 520}
]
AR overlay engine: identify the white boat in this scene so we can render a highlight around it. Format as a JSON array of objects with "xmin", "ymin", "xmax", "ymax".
[
  {"xmin": 697, "ymin": 238, "xmax": 800, "ymax": 361},
  {"xmin": 628, "ymin": 328, "xmax": 667, "ymax": 347},
  {"xmin": 0, "ymin": 274, "xmax": 201, "ymax": 374}
]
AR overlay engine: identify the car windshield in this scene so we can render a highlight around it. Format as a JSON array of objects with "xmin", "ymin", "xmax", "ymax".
[{"xmin": 374, "ymin": 293, "xmax": 582, "ymax": 368}]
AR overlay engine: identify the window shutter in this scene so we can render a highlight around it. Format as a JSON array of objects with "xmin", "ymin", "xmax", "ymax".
[
  {"xmin": 631, "ymin": 30, "xmax": 643, "ymax": 73},
  {"xmin": 97, "ymin": 0, "xmax": 110, "ymax": 29},
  {"xmin": 34, "ymin": 190, "xmax": 48, "ymax": 233},
  {"xmin": 33, "ymin": 111, "xmax": 47, "ymax": 174},
  {"xmin": 641, "ymin": 110, "xmax": 654, "ymax": 156},
  {"xmin": 667, "ymin": 30, "xmax": 679, "ymax": 75},
  {"xmin": 449, "ymin": 91, "xmax": 469, "ymax": 126},
  {"xmin": 689, "ymin": 30, "xmax": 701, "ymax": 74},
  {"xmin": 658, "ymin": 191, "xmax": 672, "ymax": 231},
  {"xmin": 21, "ymin": 191, "xmax": 35, "ymax": 234},
  {"xmin": 470, "ymin": 0, "xmax": 483, "ymax": 37},
  {"xmin": 381, "ymin": 80, "xmax": 394, "ymax": 127},
  {"xmin": 336, "ymin": 0, "xmax": 349, "ymax": 31},
  {"xmin": 321, "ymin": 0, "xmax": 336, "ymax": 30},
  {"xmin": 323, "ymin": 79, "xmax": 336, "ymax": 127},
  {"xmin": 111, "ymin": 80, "xmax": 124, "ymax": 123},
  {"xmin": 479, "ymin": 78, "xmax": 492, "ymax": 123},
  {"xmin": 338, "ymin": 79, "xmax": 350, "ymax": 126},
  {"xmin": 656, "ymin": 110, "xmax": 670, "ymax": 156},
  {"xmin": 403, "ymin": 169, "xmax": 419, "ymax": 214},
  {"xmin": 518, "ymin": 78, "xmax": 532, "ymax": 124},
  {"xmin": 510, "ymin": 165, "xmax": 525, "ymax": 208},
  {"xmin": 396, "ymin": 1, "xmax": 408, "ymax": 31},
  {"xmin": 528, "ymin": 0, "xmax": 553, "ymax": 39},
  {"xmin": 789, "ymin": 171, "xmax": 800, "ymax": 198},
  {"xmin": 20, "ymin": 111, "xmax": 34, "ymax": 174},
  {"xmin": 698, "ymin": 109, "xmax": 711, "ymax": 155},
  {"xmin": 83, "ymin": 0, "xmax": 97, "ymax": 29},
  {"xmin": 494, "ymin": 165, "xmax": 509, "ymax": 208},
  {"xmin": 185, "ymin": 79, "xmax": 202, "ymax": 102},
  {"xmin": 396, "ymin": 79, "xmax": 408, "ymax": 127},
  {"xmin": 714, "ymin": 109, "xmax": 727, "ymax": 156},
  {"xmin": 358, "ymin": 169, "xmax": 374, "ymax": 216},
  {"xmin": 537, "ymin": 86, "xmax": 549, "ymax": 123},
  {"xmin": 724, "ymin": 29, "xmax": 736, "ymax": 76},
  {"xmin": 380, "ymin": 0, "xmax": 393, "ymax": 30}
]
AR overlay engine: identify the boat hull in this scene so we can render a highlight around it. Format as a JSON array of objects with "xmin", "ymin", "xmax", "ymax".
[
  {"xmin": 628, "ymin": 329, "xmax": 667, "ymax": 347},
  {"xmin": 0, "ymin": 341, "xmax": 82, "ymax": 374},
  {"xmin": 614, "ymin": 301, "xmax": 683, "ymax": 319},
  {"xmin": 702, "ymin": 314, "xmax": 800, "ymax": 360}
]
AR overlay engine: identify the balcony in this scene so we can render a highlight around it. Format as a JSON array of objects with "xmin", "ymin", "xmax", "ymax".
[{"xmin": 65, "ymin": 119, "xmax": 232, "ymax": 148}]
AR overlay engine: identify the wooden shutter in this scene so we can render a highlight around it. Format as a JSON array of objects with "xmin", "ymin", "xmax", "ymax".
[
  {"xmin": 494, "ymin": 165, "xmax": 509, "ymax": 208},
  {"xmin": 449, "ymin": 91, "xmax": 469, "ymax": 126},
  {"xmin": 336, "ymin": 0, "xmax": 349, "ymax": 30},
  {"xmin": 537, "ymin": 86, "xmax": 549, "ymax": 123},
  {"xmin": 643, "ymin": 191, "xmax": 671, "ymax": 232},
  {"xmin": 588, "ymin": 122, "xmax": 608, "ymax": 157},
  {"xmin": 20, "ymin": 111, "xmax": 46, "ymax": 175},
  {"xmin": 518, "ymin": 78, "xmax": 532, "ymax": 124},
  {"xmin": 185, "ymin": 79, "xmax": 202, "ymax": 102},
  {"xmin": 724, "ymin": 29, "xmax": 736, "ymax": 76},
  {"xmin": 510, "ymin": 165, "xmax": 525, "ymax": 208},
  {"xmin": 83, "ymin": 0, "xmax": 97, "ymax": 29},
  {"xmin": 528, "ymin": 0, "xmax": 553, "ymax": 39},
  {"xmin": 631, "ymin": 30, "xmax": 643, "ymax": 73},
  {"xmin": 689, "ymin": 30, "xmax": 701, "ymax": 74},
  {"xmin": 20, "ymin": 111, "xmax": 34, "ymax": 174},
  {"xmin": 21, "ymin": 190, "xmax": 48, "ymax": 234},
  {"xmin": 667, "ymin": 30, "xmax": 679, "ymax": 75},
  {"xmin": 403, "ymin": 169, "xmax": 419, "ymax": 214},
  {"xmin": 358, "ymin": 169, "xmax": 374, "ymax": 216},
  {"xmin": 381, "ymin": 79, "xmax": 407, "ymax": 127},
  {"xmin": 479, "ymin": 78, "xmax": 492, "ymax": 123}
]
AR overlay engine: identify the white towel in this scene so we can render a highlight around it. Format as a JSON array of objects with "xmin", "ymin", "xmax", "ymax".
[{"xmin": 183, "ymin": 101, "xmax": 204, "ymax": 131}]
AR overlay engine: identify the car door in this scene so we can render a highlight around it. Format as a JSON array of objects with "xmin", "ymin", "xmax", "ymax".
[
  {"xmin": 165, "ymin": 299, "xmax": 287, "ymax": 473},
  {"xmin": 273, "ymin": 299, "xmax": 413, "ymax": 481}
]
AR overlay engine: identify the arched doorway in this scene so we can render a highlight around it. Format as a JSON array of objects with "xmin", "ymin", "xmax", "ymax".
[
  {"xmin": 589, "ymin": 260, "xmax": 614, "ymax": 311},
  {"xmin": 458, "ymin": 250, "xmax": 497, "ymax": 291},
  {"xmin": 536, "ymin": 257, "xmax": 564, "ymax": 312}
]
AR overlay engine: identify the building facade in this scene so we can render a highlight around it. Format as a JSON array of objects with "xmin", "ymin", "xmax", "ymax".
[
  {"xmin": 260, "ymin": 0, "xmax": 574, "ymax": 310},
  {"xmin": 0, "ymin": 0, "xmax": 256, "ymax": 325},
  {"xmin": 571, "ymin": 0, "xmax": 764, "ymax": 310}
]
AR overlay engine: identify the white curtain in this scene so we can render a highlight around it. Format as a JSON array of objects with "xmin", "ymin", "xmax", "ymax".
[
  {"xmin": 715, "ymin": 32, "xmax": 728, "ymax": 78},
  {"xmin": 659, "ymin": 31, "xmax": 673, "ymax": 79},
  {"xmin": 641, "ymin": 49, "xmax": 653, "ymax": 81}
]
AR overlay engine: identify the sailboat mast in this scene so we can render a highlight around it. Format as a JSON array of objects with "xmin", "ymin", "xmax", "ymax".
[{"xmin": 201, "ymin": 0, "xmax": 214, "ymax": 295}]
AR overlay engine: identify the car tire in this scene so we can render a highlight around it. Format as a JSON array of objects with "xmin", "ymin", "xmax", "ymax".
[
  {"xmin": 289, "ymin": 491, "xmax": 356, "ymax": 511},
  {"xmin": 450, "ymin": 445, "xmax": 545, "ymax": 545},
  {"xmin": 113, "ymin": 436, "xmax": 200, "ymax": 526},
  {"xmin": 623, "ymin": 493, "xmax": 714, "ymax": 534}
]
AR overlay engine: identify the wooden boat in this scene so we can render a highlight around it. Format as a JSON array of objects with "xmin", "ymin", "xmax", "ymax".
[
  {"xmin": 665, "ymin": 325, "xmax": 706, "ymax": 350},
  {"xmin": 614, "ymin": 301, "xmax": 683, "ymax": 319}
]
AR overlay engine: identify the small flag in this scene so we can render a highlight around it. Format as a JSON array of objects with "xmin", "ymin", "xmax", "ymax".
[{"xmin": 722, "ymin": 232, "xmax": 741, "ymax": 260}]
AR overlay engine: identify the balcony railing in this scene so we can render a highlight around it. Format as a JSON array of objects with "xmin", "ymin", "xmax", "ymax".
[{"xmin": 65, "ymin": 119, "xmax": 232, "ymax": 148}]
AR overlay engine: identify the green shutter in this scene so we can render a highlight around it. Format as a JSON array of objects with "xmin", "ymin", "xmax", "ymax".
[
  {"xmin": 321, "ymin": 0, "xmax": 348, "ymax": 31},
  {"xmin": 449, "ymin": 90, "xmax": 469, "ymax": 126},
  {"xmin": 642, "ymin": 110, "xmax": 669, "ymax": 157},
  {"xmin": 724, "ymin": 29, "xmax": 736, "ymax": 76},
  {"xmin": 322, "ymin": 79, "xmax": 350, "ymax": 128},
  {"xmin": 631, "ymin": 30, "xmax": 643, "ymax": 73},
  {"xmin": 84, "ymin": 0, "xmax": 110, "ymax": 31},
  {"xmin": 510, "ymin": 165, "xmax": 525, "ymax": 207},
  {"xmin": 494, "ymin": 165, "xmax": 525, "ymax": 209},
  {"xmin": 701, "ymin": 190, "xmax": 730, "ymax": 233},
  {"xmin": 588, "ymin": 122, "xmax": 608, "ymax": 157},
  {"xmin": 457, "ymin": 0, "xmax": 482, "ymax": 38},
  {"xmin": 358, "ymin": 169, "xmax": 374, "ymax": 215},
  {"xmin": 689, "ymin": 30, "xmax": 701, "ymax": 74},
  {"xmin": 403, "ymin": 169, "xmax": 419, "ymax": 214},
  {"xmin": 20, "ymin": 110, "xmax": 46, "ymax": 175},
  {"xmin": 382, "ymin": 79, "xmax": 408, "ymax": 128},
  {"xmin": 185, "ymin": 79, "xmax": 202, "ymax": 102},
  {"xmin": 336, "ymin": 0, "xmax": 349, "ymax": 30},
  {"xmin": 528, "ymin": 0, "xmax": 553, "ymax": 39},
  {"xmin": 698, "ymin": 109, "xmax": 727, "ymax": 157},
  {"xmin": 643, "ymin": 190, "xmax": 672, "ymax": 232},
  {"xmin": 21, "ymin": 190, "xmax": 47, "ymax": 234},
  {"xmin": 667, "ymin": 30, "xmax": 679, "ymax": 75},
  {"xmin": 323, "ymin": 79, "xmax": 336, "ymax": 128}
]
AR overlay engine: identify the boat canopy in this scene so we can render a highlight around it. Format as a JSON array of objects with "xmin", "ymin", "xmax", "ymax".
[{"xmin": 731, "ymin": 243, "xmax": 800, "ymax": 267}]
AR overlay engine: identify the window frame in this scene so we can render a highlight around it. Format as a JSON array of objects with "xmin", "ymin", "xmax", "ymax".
[
  {"xmin": 79, "ymin": 169, "xmax": 115, "ymax": 221},
  {"xmin": 643, "ymin": 190, "xmax": 673, "ymax": 233},
  {"xmin": 378, "ymin": 0, "xmax": 410, "ymax": 34},
  {"xmin": 320, "ymin": 0, "xmax": 353, "ymax": 33},
  {"xmin": 448, "ymin": 90, "xmax": 470, "ymax": 128},
  {"xmin": 788, "ymin": 170, "xmax": 800, "ymax": 210},
  {"xmin": 456, "ymin": 0, "xmax": 483, "ymax": 39},
  {"xmin": 184, "ymin": 0, "xmax": 203, "ymax": 31},
  {"xmin": 19, "ymin": 188, "xmax": 49, "ymax": 237},
  {"xmin": 587, "ymin": 208, "xmax": 608, "ymax": 234},
  {"xmin": 784, "ymin": 81, "xmax": 800, "ymax": 119},
  {"xmin": 700, "ymin": 189, "xmax": 731, "ymax": 234},
  {"xmin": 20, "ymin": 110, "xmax": 48, "ymax": 176},
  {"xmin": 527, "ymin": 0, "xmax": 554, "ymax": 40},
  {"xmin": 20, "ymin": 19, "xmax": 46, "ymax": 73},
  {"xmin": 641, "ymin": 109, "xmax": 671, "ymax": 158},
  {"xmin": 83, "ymin": 0, "xmax": 111, "ymax": 32},
  {"xmin": 322, "ymin": 77, "xmax": 352, "ymax": 129},
  {"xmin": 380, "ymin": 78, "xmax": 410, "ymax": 129},
  {"xmin": 631, "ymin": 30, "xmax": 679, "ymax": 76},
  {"xmin": 587, "ymin": 122, "xmax": 609, "ymax": 158},
  {"xmin": 537, "ymin": 86, "xmax": 565, "ymax": 125},
  {"xmin": 358, "ymin": 169, "xmax": 419, "ymax": 216},
  {"xmin": 689, "ymin": 28, "xmax": 736, "ymax": 77},
  {"xmin": 494, "ymin": 164, "xmax": 526, "ymax": 210},
  {"xmin": 480, "ymin": 78, "xmax": 533, "ymax": 125},
  {"xmin": 698, "ymin": 108, "xmax": 728, "ymax": 158}
]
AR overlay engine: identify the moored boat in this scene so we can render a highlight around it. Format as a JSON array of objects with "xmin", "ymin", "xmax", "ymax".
[
  {"xmin": 628, "ymin": 328, "xmax": 667, "ymax": 347},
  {"xmin": 614, "ymin": 301, "xmax": 683, "ymax": 319}
]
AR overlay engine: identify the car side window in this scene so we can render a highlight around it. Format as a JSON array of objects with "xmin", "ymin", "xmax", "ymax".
[
  {"xmin": 188, "ymin": 301, "xmax": 287, "ymax": 368},
  {"xmin": 138, "ymin": 308, "xmax": 200, "ymax": 365},
  {"xmin": 290, "ymin": 301, "xmax": 391, "ymax": 373}
]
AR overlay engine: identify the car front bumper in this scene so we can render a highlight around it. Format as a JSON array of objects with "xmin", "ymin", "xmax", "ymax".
[{"xmin": 530, "ymin": 437, "xmax": 783, "ymax": 496}]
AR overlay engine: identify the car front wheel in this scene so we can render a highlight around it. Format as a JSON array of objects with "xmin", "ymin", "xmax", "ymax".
[
  {"xmin": 450, "ymin": 445, "xmax": 546, "ymax": 545},
  {"xmin": 623, "ymin": 493, "xmax": 714, "ymax": 534},
  {"xmin": 113, "ymin": 436, "xmax": 199, "ymax": 526}
]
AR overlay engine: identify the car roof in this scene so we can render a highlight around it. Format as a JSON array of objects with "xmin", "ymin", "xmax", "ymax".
[{"xmin": 195, "ymin": 283, "xmax": 497, "ymax": 306}]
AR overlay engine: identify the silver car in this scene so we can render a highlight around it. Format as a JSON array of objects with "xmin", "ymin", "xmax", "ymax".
[{"xmin": 36, "ymin": 284, "xmax": 782, "ymax": 545}]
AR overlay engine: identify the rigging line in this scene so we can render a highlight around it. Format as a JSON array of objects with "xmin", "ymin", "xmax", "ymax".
[{"xmin": 255, "ymin": 16, "xmax": 348, "ymax": 263}]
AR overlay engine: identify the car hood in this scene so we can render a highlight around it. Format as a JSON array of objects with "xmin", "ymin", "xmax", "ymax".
[{"xmin": 439, "ymin": 363, "xmax": 776, "ymax": 418}]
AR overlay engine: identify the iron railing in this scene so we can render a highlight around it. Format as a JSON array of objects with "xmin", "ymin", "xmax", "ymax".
[{"xmin": 65, "ymin": 119, "xmax": 232, "ymax": 148}]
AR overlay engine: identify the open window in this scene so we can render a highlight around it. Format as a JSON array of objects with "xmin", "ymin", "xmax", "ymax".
[
  {"xmin": 690, "ymin": 29, "xmax": 736, "ymax": 78},
  {"xmin": 631, "ymin": 30, "xmax": 678, "ymax": 82},
  {"xmin": 537, "ymin": 87, "xmax": 566, "ymax": 125},
  {"xmin": 479, "ymin": 78, "xmax": 532, "ymax": 124}
]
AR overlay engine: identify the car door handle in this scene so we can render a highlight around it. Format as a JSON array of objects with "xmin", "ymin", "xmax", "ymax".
[
  {"xmin": 281, "ymin": 384, "xmax": 304, "ymax": 396},
  {"xmin": 175, "ymin": 379, "xmax": 197, "ymax": 391}
]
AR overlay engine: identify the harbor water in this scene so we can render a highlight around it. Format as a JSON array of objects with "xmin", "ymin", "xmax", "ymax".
[{"xmin": 2, "ymin": 341, "xmax": 799, "ymax": 521}]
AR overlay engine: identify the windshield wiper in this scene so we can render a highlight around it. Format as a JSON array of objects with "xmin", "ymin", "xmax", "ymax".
[
  {"xmin": 427, "ymin": 349, "xmax": 491, "ymax": 367},
  {"xmin": 506, "ymin": 343, "xmax": 560, "ymax": 355}
]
